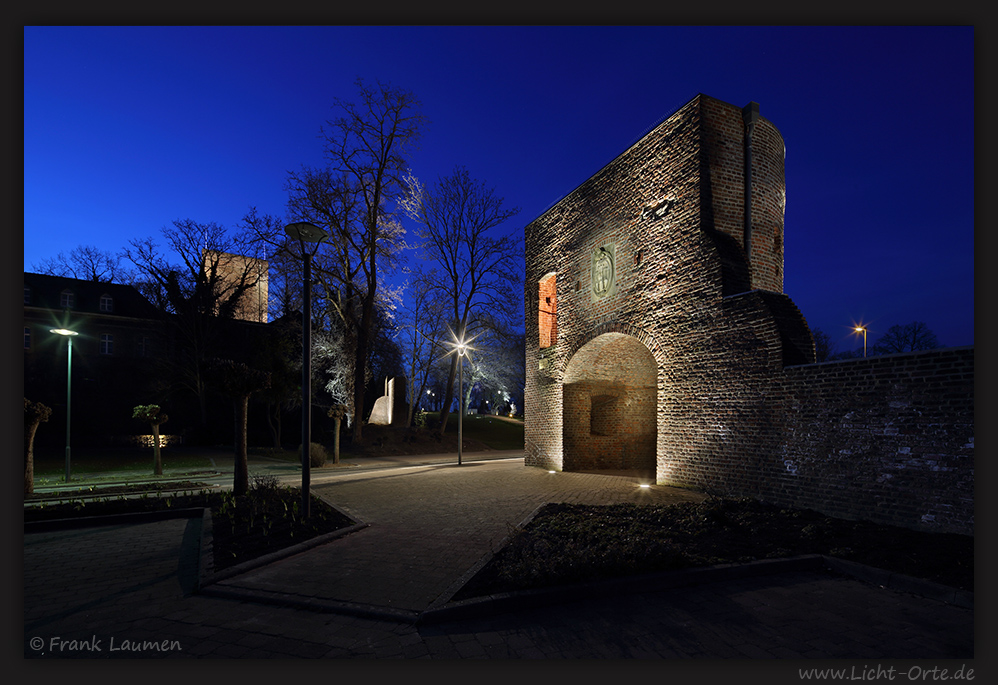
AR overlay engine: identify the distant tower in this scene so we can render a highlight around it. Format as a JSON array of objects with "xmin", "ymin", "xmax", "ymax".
[{"xmin": 204, "ymin": 250, "xmax": 269, "ymax": 323}]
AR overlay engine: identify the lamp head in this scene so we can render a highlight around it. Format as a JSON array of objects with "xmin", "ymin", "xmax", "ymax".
[
  {"xmin": 50, "ymin": 328, "xmax": 78, "ymax": 337},
  {"xmin": 284, "ymin": 221, "xmax": 328, "ymax": 243}
]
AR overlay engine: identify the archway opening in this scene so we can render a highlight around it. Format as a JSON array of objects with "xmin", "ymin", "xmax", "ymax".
[{"xmin": 562, "ymin": 333, "xmax": 657, "ymax": 477}]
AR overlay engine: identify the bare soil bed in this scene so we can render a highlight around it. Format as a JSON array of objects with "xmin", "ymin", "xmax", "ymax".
[{"xmin": 453, "ymin": 498, "xmax": 973, "ymax": 601}]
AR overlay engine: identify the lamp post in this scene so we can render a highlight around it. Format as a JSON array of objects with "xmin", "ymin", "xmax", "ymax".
[
  {"xmin": 854, "ymin": 326, "xmax": 868, "ymax": 358},
  {"xmin": 285, "ymin": 221, "xmax": 329, "ymax": 518},
  {"xmin": 50, "ymin": 328, "xmax": 78, "ymax": 482},
  {"xmin": 457, "ymin": 341, "xmax": 466, "ymax": 466},
  {"xmin": 445, "ymin": 328, "xmax": 476, "ymax": 466}
]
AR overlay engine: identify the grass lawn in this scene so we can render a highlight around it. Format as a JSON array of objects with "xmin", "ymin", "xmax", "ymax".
[
  {"xmin": 31, "ymin": 447, "xmax": 219, "ymax": 485},
  {"xmin": 435, "ymin": 412, "xmax": 524, "ymax": 450}
]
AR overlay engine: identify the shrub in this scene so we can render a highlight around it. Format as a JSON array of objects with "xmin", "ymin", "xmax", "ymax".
[
  {"xmin": 298, "ymin": 442, "xmax": 327, "ymax": 468},
  {"xmin": 251, "ymin": 474, "xmax": 282, "ymax": 494}
]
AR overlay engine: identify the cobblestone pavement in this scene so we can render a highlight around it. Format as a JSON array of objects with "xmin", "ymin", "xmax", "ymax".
[{"xmin": 23, "ymin": 457, "xmax": 975, "ymax": 666}]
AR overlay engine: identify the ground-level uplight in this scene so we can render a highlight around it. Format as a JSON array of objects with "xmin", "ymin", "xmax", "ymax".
[{"xmin": 50, "ymin": 327, "xmax": 78, "ymax": 482}]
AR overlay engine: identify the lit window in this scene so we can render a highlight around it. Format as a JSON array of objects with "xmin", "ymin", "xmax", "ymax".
[
  {"xmin": 61, "ymin": 290, "xmax": 75, "ymax": 308},
  {"xmin": 100, "ymin": 294, "xmax": 113, "ymax": 312},
  {"xmin": 24, "ymin": 327, "xmax": 30, "ymax": 349},
  {"xmin": 539, "ymin": 273, "xmax": 557, "ymax": 349},
  {"xmin": 100, "ymin": 333, "xmax": 114, "ymax": 355}
]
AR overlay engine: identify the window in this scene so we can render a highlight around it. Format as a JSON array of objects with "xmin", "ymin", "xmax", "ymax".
[
  {"xmin": 100, "ymin": 294, "xmax": 113, "ymax": 312},
  {"xmin": 538, "ymin": 273, "xmax": 557, "ymax": 349},
  {"xmin": 100, "ymin": 333, "xmax": 114, "ymax": 355},
  {"xmin": 137, "ymin": 336, "xmax": 150, "ymax": 357},
  {"xmin": 60, "ymin": 290, "xmax": 75, "ymax": 308},
  {"xmin": 24, "ymin": 327, "xmax": 30, "ymax": 350},
  {"xmin": 24, "ymin": 287, "xmax": 31, "ymax": 304}
]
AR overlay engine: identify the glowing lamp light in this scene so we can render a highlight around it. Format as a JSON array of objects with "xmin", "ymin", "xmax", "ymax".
[
  {"xmin": 50, "ymin": 327, "xmax": 79, "ymax": 482},
  {"xmin": 854, "ymin": 325, "xmax": 868, "ymax": 358}
]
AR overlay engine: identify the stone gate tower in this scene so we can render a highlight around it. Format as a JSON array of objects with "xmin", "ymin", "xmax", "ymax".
[{"xmin": 524, "ymin": 93, "xmax": 815, "ymax": 486}]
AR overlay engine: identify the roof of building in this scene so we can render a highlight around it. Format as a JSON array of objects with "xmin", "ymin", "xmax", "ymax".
[{"xmin": 23, "ymin": 272, "xmax": 163, "ymax": 320}]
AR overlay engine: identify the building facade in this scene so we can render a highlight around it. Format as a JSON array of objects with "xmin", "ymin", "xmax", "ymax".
[{"xmin": 23, "ymin": 273, "xmax": 170, "ymax": 446}]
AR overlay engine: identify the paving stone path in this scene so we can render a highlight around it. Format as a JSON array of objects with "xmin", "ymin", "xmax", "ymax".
[{"xmin": 24, "ymin": 458, "xmax": 974, "ymax": 662}]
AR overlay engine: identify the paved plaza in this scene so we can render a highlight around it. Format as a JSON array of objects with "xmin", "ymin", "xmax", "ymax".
[{"xmin": 23, "ymin": 455, "xmax": 974, "ymax": 666}]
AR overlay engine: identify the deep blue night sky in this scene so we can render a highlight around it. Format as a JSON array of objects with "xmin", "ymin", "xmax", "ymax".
[{"xmin": 23, "ymin": 26, "xmax": 975, "ymax": 352}]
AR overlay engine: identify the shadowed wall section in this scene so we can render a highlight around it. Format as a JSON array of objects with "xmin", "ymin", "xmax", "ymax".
[{"xmin": 563, "ymin": 333, "xmax": 657, "ymax": 475}]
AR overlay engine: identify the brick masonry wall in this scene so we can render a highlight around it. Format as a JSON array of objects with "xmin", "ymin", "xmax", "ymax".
[
  {"xmin": 771, "ymin": 348, "xmax": 974, "ymax": 534},
  {"xmin": 523, "ymin": 93, "xmax": 973, "ymax": 535}
]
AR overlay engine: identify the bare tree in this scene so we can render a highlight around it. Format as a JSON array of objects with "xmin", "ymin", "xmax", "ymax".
[
  {"xmin": 872, "ymin": 321, "xmax": 941, "ymax": 355},
  {"xmin": 396, "ymin": 272, "xmax": 449, "ymax": 427},
  {"xmin": 811, "ymin": 327, "xmax": 834, "ymax": 362},
  {"xmin": 133, "ymin": 405, "xmax": 169, "ymax": 476},
  {"xmin": 33, "ymin": 244, "xmax": 129, "ymax": 282},
  {"xmin": 401, "ymin": 165, "xmax": 522, "ymax": 436},
  {"xmin": 204, "ymin": 359, "xmax": 271, "ymax": 496},
  {"xmin": 246, "ymin": 79, "xmax": 426, "ymax": 443},
  {"xmin": 122, "ymin": 219, "xmax": 264, "ymax": 427},
  {"xmin": 24, "ymin": 398, "xmax": 52, "ymax": 495}
]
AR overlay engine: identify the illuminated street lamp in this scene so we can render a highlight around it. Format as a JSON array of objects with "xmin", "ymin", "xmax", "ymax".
[
  {"xmin": 854, "ymin": 325, "xmax": 868, "ymax": 358},
  {"xmin": 457, "ymin": 340, "xmax": 467, "ymax": 466},
  {"xmin": 285, "ymin": 221, "xmax": 329, "ymax": 518},
  {"xmin": 444, "ymin": 328, "xmax": 478, "ymax": 466},
  {"xmin": 50, "ymin": 327, "xmax": 78, "ymax": 482}
]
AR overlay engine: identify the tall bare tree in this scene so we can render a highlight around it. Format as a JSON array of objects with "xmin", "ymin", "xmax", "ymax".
[
  {"xmin": 401, "ymin": 165, "xmax": 522, "ymax": 436},
  {"xmin": 396, "ymin": 271, "xmax": 449, "ymax": 427},
  {"xmin": 245, "ymin": 79, "xmax": 426, "ymax": 442}
]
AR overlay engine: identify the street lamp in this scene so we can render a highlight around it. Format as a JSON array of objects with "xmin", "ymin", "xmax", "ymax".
[
  {"xmin": 50, "ymin": 327, "xmax": 78, "ymax": 482},
  {"xmin": 457, "ymin": 340, "xmax": 467, "ymax": 466},
  {"xmin": 285, "ymin": 221, "xmax": 329, "ymax": 518},
  {"xmin": 854, "ymin": 325, "xmax": 868, "ymax": 358},
  {"xmin": 443, "ymin": 328, "xmax": 478, "ymax": 466}
]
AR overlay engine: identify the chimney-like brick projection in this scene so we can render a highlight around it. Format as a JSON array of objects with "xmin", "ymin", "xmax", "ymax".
[{"xmin": 524, "ymin": 93, "xmax": 973, "ymax": 534}]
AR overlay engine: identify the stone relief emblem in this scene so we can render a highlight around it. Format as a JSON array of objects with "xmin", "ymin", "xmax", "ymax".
[{"xmin": 591, "ymin": 245, "xmax": 616, "ymax": 300}]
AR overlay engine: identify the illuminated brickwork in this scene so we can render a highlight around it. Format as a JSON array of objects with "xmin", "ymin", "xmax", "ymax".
[
  {"xmin": 523, "ymin": 93, "xmax": 973, "ymax": 534},
  {"xmin": 206, "ymin": 250, "xmax": 269, "ymax": 323}
]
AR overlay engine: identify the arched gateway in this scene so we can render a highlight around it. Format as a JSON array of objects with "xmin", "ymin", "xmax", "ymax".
[
  {"xmin": 562, "ymin": 333, "xmax": 657, "ymax": 477},
  {"xmin": 522, "ymin": 92, "xmax": 973, "ymax": 538},
  {"xmin": 523, "ymin": 93, "xmax": 815, "ymax": 484}
]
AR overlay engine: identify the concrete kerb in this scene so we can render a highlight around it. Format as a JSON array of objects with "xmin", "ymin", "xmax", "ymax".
[
  {"xmin": 425, "ymin": 501, "xmax": 549, "ymax": 614},
  {"xmin": 23, "ymin": 506, "xmax": 208, "ymax": 533},
  {"xmin": 416, "ymin": 554, "xmax": 975, "ymax": 627}
]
